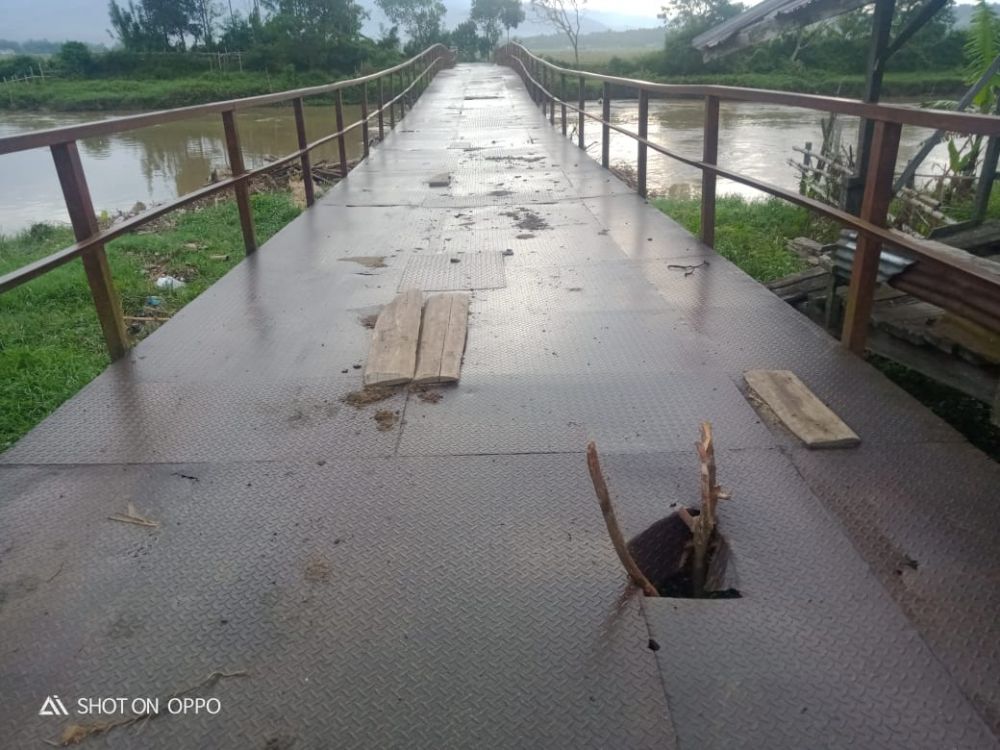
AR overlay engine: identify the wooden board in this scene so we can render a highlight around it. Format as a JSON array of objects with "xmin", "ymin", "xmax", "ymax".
[
  {"xmin": 363, "ymin": 289, "xmax": 423, "ymax": 386},
  {"xmin": 414, "ymin": 293, "xmax": 469, "ymax": 384},
  {"xmin": 744, "ymin": 369, "xmax": 860, "ymax": 449}
]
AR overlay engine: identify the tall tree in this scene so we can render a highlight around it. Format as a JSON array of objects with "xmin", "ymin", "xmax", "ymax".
[
  {"xmin": 500, "ymin": 0, "xmax": 525, "ymax": 43},
  {"xmin": 376, "ymin": 0, "xmax": 447, "ymax": 50},
  {"xmin": 531, "ymin": 0, "xmax": 584, "ymax": 64},
  {"xmin": 108, "ymin": 0, "xmax": 199, "ymax": 50},
  {"xmin": 472, "ymin": 0, "xmax": 523, "ymax": 47}
]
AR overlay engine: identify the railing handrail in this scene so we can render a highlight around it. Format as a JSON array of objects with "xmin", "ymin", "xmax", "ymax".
[
  {"xmin": 0, "ymin": 44, "xmax": 456, "ymax": 360},
  {"xmin": 498, "ymin": 42, "xmax": 1000, "ymax": 356},
  {"xmin": 505, "ymin": 42, "xmax": 1000, "ymax": 137},
  {"xmin": 0, "ymin": 44, "xmax": 452, "ymax": 156}
]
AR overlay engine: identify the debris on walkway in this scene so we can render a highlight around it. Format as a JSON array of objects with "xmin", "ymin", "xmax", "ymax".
[
  {"xmin": 414, "ymin": 293, "xmax": 469, "ymax": 384},
  {"xmin": 108, "ymin": 502, "xmax": 159, "ymax": 529},
  {"xmin": 364, "ymin": 290, "xmax": 423, "ymax": 386},
  {"xmin": 586, "ymin": 441, "xmax": 659, "ymax": 597},
  {"xmin": 745, "ymin": 369, "xmax": 860, "ymax": 448},
  {"xmin": 667, "ymin": 260, "xmax": 709, "ymax": 277},
  {"xmin": 373, "ymin": 409, "xmax": 398, "ymax": 431},
  {"xmin": 676, "ymin": 423, "xmax": 731, "ymax": 597},
  {"xmin": 341, "ymin": 385, "xmax": 397, "ymax": 408},
  {"xmin": 339, "ymin": 256, "xmax": 387, "ymax": 269}
]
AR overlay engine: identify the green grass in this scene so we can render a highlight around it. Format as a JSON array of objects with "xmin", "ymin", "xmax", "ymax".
[
  {"xmin": 653, "ymin": 194, "xmax": 839, "ymax": 282},
  {"xmin": 0, "ymin": 71, "xmax": 356, "ymax": 111},
  {"xmin": 0, "ymin": 192, "xmax": 301, "ymax": 450}
]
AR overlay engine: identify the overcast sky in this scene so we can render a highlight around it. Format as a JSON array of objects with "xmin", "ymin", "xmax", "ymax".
[{"xmin": 1, "ymin": 0, "xmax": 985, "ymax": 45}]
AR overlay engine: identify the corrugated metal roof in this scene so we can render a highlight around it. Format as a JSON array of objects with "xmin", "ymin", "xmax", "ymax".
[
  {"xmin": 692, "ymin": 0, "xmax": 869, "ymax": 59},
  {"xmin": 831, "ymin": 230, "xmax": 915, "ymax": 282}
]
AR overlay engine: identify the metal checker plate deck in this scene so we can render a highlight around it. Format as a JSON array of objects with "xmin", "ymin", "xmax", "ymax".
[{"xmin": 1, "ymin": 63, "xmax": 998, "ymax": 749}]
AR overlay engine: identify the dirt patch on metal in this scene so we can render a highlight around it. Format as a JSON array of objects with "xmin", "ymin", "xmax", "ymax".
[
  {"xmin": 342, "ymin": 385, "xmax": 397, "ymax": 407},
  {"xmin": 502, "ymin": 208, "xmax": 550, "ymax": 232},
  {"xmin": 374, "ymin": 409, "xmax": 399, "ymax": 431},
  {"xmin": 339, "ymin": 256, "xmax": 387, "ymax": 269}
]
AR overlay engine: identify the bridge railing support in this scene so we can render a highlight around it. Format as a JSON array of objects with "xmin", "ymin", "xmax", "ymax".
[
  {"xmin": 497, "ymin": 42, "xmax": 1000, "ymax": 357},
  {"xmin": 0, "ymin": 44, "xmax": 457, "ymax": 360}
]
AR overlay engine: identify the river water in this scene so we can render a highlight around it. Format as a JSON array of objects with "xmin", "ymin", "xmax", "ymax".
[{"xmin": 0, "ymin": 99, "xmax": 950, "ymax": 233}]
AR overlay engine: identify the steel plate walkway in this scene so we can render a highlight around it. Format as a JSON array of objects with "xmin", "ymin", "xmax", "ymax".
[{"xmin": 1, "ymin": 64, "xmax": 998, "ymax": 749}]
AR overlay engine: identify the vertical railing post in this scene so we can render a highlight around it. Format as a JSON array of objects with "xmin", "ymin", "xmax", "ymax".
[
  {"xmin": 701, "ymin": 95, "xmax": 719, "ymax": 247},
  {"xmin": 292, "ymin": 97, "xmax": 315, "ymax": 207},
  {"xmin": 389, "ymin": 73, "xmax": 396, "ymax": 129},
  {"xmin": 50, "ymin": 141, "xmax": 128, "ymax": 360},
  {"xmin": 561, "ymin": 73, "xmax": 567, "ymax": 136},
  {"xmin": 549, "ymin": 68, "xmax": 556, "ymax": 126},
  {"xmin": 361, "ymin": 82, "xmax": 370, "ymax": 158},
  {"xmin": 334, "ymin": 89, "xmax": 348, "ymax": 177},
  {"xmin": 637, "ymin": 89, "xmax": 649, "ymax": 198},
  {"xmin": 577, "ymin": 76, "xmax": 585, "ymax": 150},
  {"xmin": 541, "ymin": 66, "xmax": 547, "ymax": 117},
  {"xmin": 221, "ymin": 110, "xmax": 257, "ymax": 254},
  {"xmin": 841, "ymin": 119, "xmax": 902, "ymax": 354},
  {"xmin": 378, "ymin": 76, "xmax": 386, "ymax": 140},
  {"xmin": 602, "ymin": 81, "xmax": 611, "ymax": 169}
]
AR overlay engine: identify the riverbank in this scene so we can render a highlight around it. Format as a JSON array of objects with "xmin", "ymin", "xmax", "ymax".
[
  {"xmin": 654, "ymin": 194, "xmax": 1000, "ymax": 460},
  {"xmin": 0, "ymin": 67, "xmax": 969, "ymax": 111},
  {"xmin": 0, "ymin": 70, "xmax": 360, "ymax": 111},
  {"xmin": 0, "ymin": 192, "xmax": 301, "ymax": 450}
]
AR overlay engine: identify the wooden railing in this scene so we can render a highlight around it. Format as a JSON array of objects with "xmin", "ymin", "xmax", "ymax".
[
  {"xmin": 0, "ymin": 44, "xmax": 456, "ymax": 360},
  {"xmin": 498, "ymin": 43, "xmax": 1000, "ymax": 355}
]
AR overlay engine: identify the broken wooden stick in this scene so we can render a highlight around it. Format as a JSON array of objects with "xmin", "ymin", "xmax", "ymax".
[
  {"xmin": 108, "ymin": 502, "xmax": 159, "ymax": 528},
  {"xmin": 586, "ymin": 441, "xmax": 658, "ymax": 597},
  {"xmin": 677, "ymin": 422, "xmax": 727, "ymax": 597}
]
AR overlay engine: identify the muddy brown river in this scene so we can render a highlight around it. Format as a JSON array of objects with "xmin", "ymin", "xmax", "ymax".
[{"xmin": 0, "ymin": 98, "xmax": 950, "ymax": 233}]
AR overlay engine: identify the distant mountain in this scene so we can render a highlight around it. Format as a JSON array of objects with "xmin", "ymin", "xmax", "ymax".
[
  {"xmin": 517, "ymin": 26, "xmax": 665, "ymax": 52},
  {"xmin": 3, "ymin": 0, "xmax": 661, "ymax": 49},
  {"xmin": 358, "ymin": 0, "xmax": 661, "ymax": 40}
]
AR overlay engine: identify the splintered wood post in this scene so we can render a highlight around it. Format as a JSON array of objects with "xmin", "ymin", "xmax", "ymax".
[
  {"xmin": 677, "ymin": 422, "xmax": 723, "ymax": 598},
  {"xmin": 586, "ymin": 442, "xmax": 659, "ymax": 598}
]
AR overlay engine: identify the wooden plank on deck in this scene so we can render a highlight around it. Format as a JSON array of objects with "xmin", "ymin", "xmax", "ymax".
[
  {"xmin": 364, "ymin": 290, "xmax": 423, "ymax": 386},
  {"xmin": 745, "ymin": 369, "xmax": 860, "ymax": 448},
  {"xmin": 414, "ymin": 293, "xmax": 470, "ymax": 384}
]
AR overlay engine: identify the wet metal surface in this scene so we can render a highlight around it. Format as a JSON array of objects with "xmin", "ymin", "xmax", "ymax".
[{"xmin": 1, "ymin": 64, "xmax": 998, "ymax": 748}]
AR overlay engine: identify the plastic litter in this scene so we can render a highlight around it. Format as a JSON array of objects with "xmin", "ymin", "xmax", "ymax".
[{"xmin": 155, "ymin": 275, "xmax": 186, "ymax": 290}]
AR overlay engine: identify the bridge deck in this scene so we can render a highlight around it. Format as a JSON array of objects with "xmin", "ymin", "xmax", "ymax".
[{"xmin": 1, "ymin": 64, "xmax": 998, "ymax": 749}]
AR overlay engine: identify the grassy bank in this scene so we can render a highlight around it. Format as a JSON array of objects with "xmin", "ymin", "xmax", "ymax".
[
  {"xmin": 1, "ymin": 66, "xmax": 969, "ymax": 112},
  {"xmin": 0, "ymin": 192, "xmax": 301, "ymax": 450},
  {"xmin": 654, "ymin": 194, "xmax": 1000, "ymax": 461},
  {"xmin": 0, "ymin": 70, "xmax": 360, "ymax": 111},
  {"xmin": 653, "ymin": 195, "xmax": 839, "ymax": 282}
]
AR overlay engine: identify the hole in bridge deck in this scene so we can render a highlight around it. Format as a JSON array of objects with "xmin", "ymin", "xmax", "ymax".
[{"xmin": 628, "ymin": 511, "xmax": 742, "ymax": 600}]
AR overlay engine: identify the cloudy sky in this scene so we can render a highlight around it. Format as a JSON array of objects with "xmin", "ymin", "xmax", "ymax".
[{"xmin": 1, "ymin": 0, "xmax": 984, "ymax": 45}]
